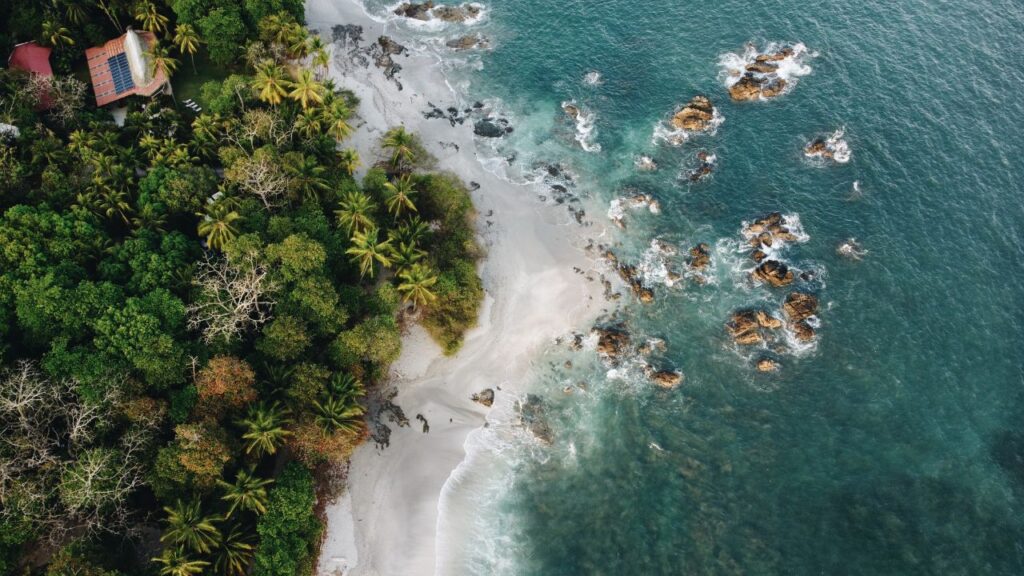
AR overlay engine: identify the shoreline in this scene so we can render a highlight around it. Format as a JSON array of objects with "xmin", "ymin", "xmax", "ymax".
[{"xmin": 305, "ymin": 1, "xmax": 607, "ymax": 574}]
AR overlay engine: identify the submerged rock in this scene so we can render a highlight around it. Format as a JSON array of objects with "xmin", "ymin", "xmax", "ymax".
[
  {"xmin": 471, "ymin": 388, "xmax": 494, "ymax": 408},
  {"xmin": 635, "ymin": 155, "xmax": 658, "ymax": 171},
  {"xmin": 783, "ymin": 292, "xmax": 818, "ymax": 322},
  {"xmin": 790, "ymin": 320, "xmax": 816, "ymax": 342},
  {"xmin": 756, "ymin": 358, "xmax": 780, "ymax": 372},
  {"xmin": 671, "ymin": 95, "xmax": 716, "ymax": 132},
  {"xmin": 637, "ymin": 338, "xmax": 667, "ymax": 356},
  {"xmin": 517, "ymin": 394, "xmax": 553, "ymax": 444},
  {"xmin": 752, "ymin": 260, "xmax": 795, "ymax": 287},
  {"xmin": 837, "ymin": 237, "xmax": 867, "ymax": 260},
  {"xmin": 688, "ymin": 150, "xmax": 716, "ymax": 182},
  {"xmin": 446, "ymin": 34, "xmax": 489, "ymax": 50},
  {"xmin": 562, "ymin": 101, "xmax": 581, "ymax": 120}
]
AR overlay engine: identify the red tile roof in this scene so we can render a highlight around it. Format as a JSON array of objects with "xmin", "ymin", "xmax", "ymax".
[
  {"xmin": 85, "ymin": 30, "xmax": 167, "ymax": 107},
  {"xmin": 8, "ymin": 42, "xmax": 53, "ymax": 76}
]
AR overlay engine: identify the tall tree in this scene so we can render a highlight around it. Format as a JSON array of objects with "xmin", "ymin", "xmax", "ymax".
[
  {"xmin": 287, "ymin": 69, "xmax": 324, "ymax": 110},
  {"xmin": 213, "ymin": 525, "xmax": 255, "ymax": 576},
  {"xmin": 336, "ymin": 148, "xmax": 360, "ymax": 176},
  {"xmin": 383, "ymin": 174, "xmax": 418, "ymax": 218},
  {"xmin": 197, "ymin": 201, "xmax": 242, "ymax": 251},
  {"xmin": 397, "ymin": 262, "xmax": 438, "ymax": 311},
  {"xmin": 381, "ymin": 126, "xmax": 417, "ymax": 169},
  {"xmin": 153, "ymin": 548, "xmax": 209, "ymax": 576},
  {"xmin": 40, "ymin": 21, "xmax": 75, "ymax": 49},
  {"xmin": 146, "ymin": 42, "xmax": 179, "ymax": 81},
  {"xmin": 251, "ymin": 61, "xmax": 288, "ymax": 107},
  {"xmin": 239, "ymin": 402, "xmax": 291, "ymax": 458},
  {"xmin": 283, "ymin": 152, "xmax": 329, "ymax": 203},
  {"xmin": 135, "ymin": 2, "xmax": 169, "ymax": 34},
  {"xmin": 346, "ymin": 227, "xmax": 393, "ymax": 279},
  {"xmin": 334, "ymin": 190, "xmax": 376, "ymax": 235},
  {"xmin": 218, "ymin": 467, "xmax": 273, "ymax": 517},
  {"xmin": 160, "ymin": 499, "xmax": 222, "ymax": 554},
  {"xmin": 173, "ymin": 24, "xmax": 202, "ymax": 73}
]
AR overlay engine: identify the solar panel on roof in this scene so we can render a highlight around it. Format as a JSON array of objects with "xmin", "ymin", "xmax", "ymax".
[{"xmin": 106, "ymin": 53, "xmax": 135, "ymax": 95}]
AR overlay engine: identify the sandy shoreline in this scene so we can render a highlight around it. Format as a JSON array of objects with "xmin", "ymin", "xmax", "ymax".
[{"xmin": 305, "ymin": 1, "xmax": 606, "ymax": 574}]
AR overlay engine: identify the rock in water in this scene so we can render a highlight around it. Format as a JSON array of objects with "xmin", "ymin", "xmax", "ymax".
[
  {"xmin": 726, "ymin": 311, "xmax": 763, "ymax": 345},
  {"xmin": 518, "ymin": 394, "xmax": 553, "ymax": 444},
  {"xmin": 729, "ymin": 74, "xmax": 787, "ymax": 101},
  {"xmin": 562, "ymin": 102, "xmax": 581, "ymax": 120},
  {"xmin": 593, "ymin": 325, "xmax": 631, "ymax": 360},
  {"xmin": 378, "ymin": 36, "xmax": 405, "ymax": 56},
  {"xmin": 671, "ymin": 95, "xmax": 715, "ymax": 131},
  {"xmin": 756, "ymin": 358, "xmax": 780, "ymax": 372},
  {"xmin": 688, "ymin": 243, "xmax": 712, "ymax": 270},
  {"xmin": 783, "ymin": 292, "xmax": 818, "ymax": 322},
  {"xmin": 804, "ymin": 138, "xmax": 833, "ymax": 159},
  {"xmin": 433, "ymin": 3, "xmax": 481, "ymax": 22},
  {"xmin": 473, "ymin": 119, "xmax": 505, "ymax": 138},
  {"xmin": 393, "ymin": 1, "xmax": 434, "ymax": 20},
  {"xmin": 471, "ymin": 388, "xmax": 495, "ymax": 407},
  {"xmin": 752, "ymin": 260, "xmax": 795, "ymax": 287},
  {"xmin": 755, "ymin": 310, "xmax": 783, "ymax": 329},
  {"xmin": 790, "ymin": 320, "xmax": 815, "ymax": 342},
  {"xmin": 446, "ymin": 35, "xmax": 488, "ymax": 50},
  {"xmin": 649, "ymin": 370, "xmax": 684, "ymax": 389}
]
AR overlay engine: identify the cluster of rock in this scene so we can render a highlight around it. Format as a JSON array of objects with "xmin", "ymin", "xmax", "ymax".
[
  {"xmin": 592, "ymin": 325, "xmax": 681, "ymax": 388},
  {"xmin": 603, "ymin": 251, "xmax": 655, "ymax": 303},
  {"xmin": 608, "ymin": 193, "xmax": 660, "ymax": 229},
  {"xmin": 671, "ymin": 96, "xmax": 716, "ymax": 132},
  {"xmin": 374, "ymin": 36, "xmax": 406, "ymax": 83},
  {"xmin": 782, "ymin": 291, "xmax": 819, "ymax": 342},
  {"xmin": 687, "ymin": 150, "xmax": 715, "ymax": 182},
  {"xmin": 726, "ymin": 309, "xmax": 784, "ymax": 345},
  {"xmin": 393, "ymin": 2, "xmax": 482, "ymax": 22},
  {"xmin": 804, "ymin": 138, "xmax": 835, "ymax": 160},
  {"xmin": 743, "ymin": 212, "xmax": 802, "ymax": 285},
  {"xmin": 728, "ymin": 47, "xmax": 794, "ymax": 101}
]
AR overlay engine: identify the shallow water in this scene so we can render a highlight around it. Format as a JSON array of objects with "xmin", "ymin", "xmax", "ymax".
[{"xmin": 359, "ymin": 0, "xmax": 1024, "ymax": 573}]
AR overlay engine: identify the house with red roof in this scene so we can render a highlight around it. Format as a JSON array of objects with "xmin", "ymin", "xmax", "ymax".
[
  {"xmin": 7, "ymin": 41, "xmax": 54, "ymax": 109},
  {"xmin": 85, "ymin": 28, "xmax": 168, "ymax": 107}
]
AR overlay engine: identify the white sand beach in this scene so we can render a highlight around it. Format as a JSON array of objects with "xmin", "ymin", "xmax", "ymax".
[{"xmin": 305, "ymin": 1, "xmax": 607, "ymax": 574}]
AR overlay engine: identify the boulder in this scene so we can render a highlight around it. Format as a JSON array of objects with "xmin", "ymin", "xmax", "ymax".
[
  {"xmin": 393, "ymin": 1, "xmax": 434, "ymax": 20},
  {"xmin": 755, "ymin": 310, "xmax": 783, "ymax": 329},
  {"xmin": 594, "ymin": 325, "xmax": 631, "ymax": 360},
  {"xmin": 471, "ymin": 388, "xmax": 494, "ymax": 407},
  {"xmin": 745, "ymin": 62, "xmax": 779, "ymax": 74},
  {"xmin": 562, "ymin": 102, "xmax": 581, "ymax": 120},
  {"xmin": 790, "ymin": 320, "xmax": 815, "ymax": 342},
  {"xmin": 728, "ymin": 75, "xmax": 764, "ymax": 101},
  {"xmin": 671, "ymin": 95, "xmax": 715, "ymax": 131},
  {"xmin": 756, "ymin": 358, "xmax": 780, "ymax": 372},
  {"xmin": 751, "ymin": 249, "xmax": 768, "ymax": 262},
  {"xmin": 650, "ymin": 370, "xmax": 683, "ymax": 389},
  {"xmin": 804, "ymin": 138, "xmax": 833, "ymax": 159},
  {"xmin": 783, "ymin": 292, "xmax": 818, "ymax": 322},
  {"xmin": 755, "ymin": 47, "xmax": 794, "ymax": 62},
  {"xmin": 761, "ymin": 78, "xmax": 788, "ymax": 99},
  {"xmin": 474, "ymin": 119, "xmax": 505, "ymax": 138},
  {"xmin": 617, "ymin": 263, "xmax": 655, "ymax": 304},
  {"xmin": 752, "ymin": 260, "xmax": 794, "ymax": 287},
  {"xmin": 726, "ymin": 311, "xmax": 763, "ymax": 345},
  {"xmin": 378, "ymin": 36, "xmax": 405, "ymax": 56},
  {"xmin": 688, "ymin": 243, "xmax": 712, "ymax": 270}
]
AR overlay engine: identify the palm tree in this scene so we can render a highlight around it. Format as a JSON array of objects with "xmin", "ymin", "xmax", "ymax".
[
  {"xmin": 153, "ymin": 548, "xmax": 209, "ymax": 576},
  {"xmin": 391, "ymin": 216, "xmax": 430, "ymax": 246},
  {"xmin": 313, "ymin": 395, "xmax": 366, "ymax": 434},
  {"xmin": 41, "ymin": 21, "xmax": 74, "ymax": 49},
  {"xmin": 213, "ymin": 525, "xmax": 255, "ymax": 576},
  {"xmin": 383, "ymin": 174, "xmax": 418, "ymax": 218},
  {"xmin": 325, "ymin": 99, "xmax": 353, "ymax": 141},
  {"xmin": 286, "ymin": 24, "xmax": 311, "ymax": 59},
  {"xmin": 334, "ymin": 190, "xmax": 376, "ymax": 235},
  {"xmin": 239, "ymin": 402, "xmax": 291, "ymax": 458},
  {"xmin": 388, "ymin": 240, "xmax": 426, "ymax": 274},
  {"xmin": 397, "ymin": 262, "xmax": 439, "ymax": 311},
  {"xmin": 337, "ymin": 148, "xmax": 361, "ymax": 176},
  {"xmin": 284, "ymin": 152, "xmax": 329, "ymax": 202},
  {"xmin": 147, "ymin": 42, "xmax": 179, "ymax": 80},
  {"xmin": 197, "ymin": 201, "xmax": 242, "ymax": 251},
  {"xmin": 328, "ymin": 373, "xmax": 366, "ymax": 401},
  {"xmin": 173, "ymin": 23, "xmax": 202, "ymax": 73},
  {"xmin": 218, "ymin": 468, "xmax": 273, "ymax": 517},
  {"xmin": 287, "ymin": 69, "xmax": 325, "ymax": 109},
  {"xmin": 60, "ymin": 0, "xmax": 88, "ymax": 25},
  {"xmin": 252, "ymin": 61, "xmax": 288, "ymax": 106},
  {"xmin": 160, "ymin": 499, "xmax": 222, "ymax": 554},
  {"xmin": 313, "ymin": 48, "xmax": 330, "ymax": 79},
  {"xmin": 346, "ymin": 227, "xmax": 393, "ymax": 279},
  {"xmin": 294, "ymin": 108, "xmax": 323, "ymax": 139},
  {"xmin": 381, "ymin": 126, "xmax": 417, "ymax": 169},
  {"xmin": 135, "ymin": 2, "xmax": 168, "ymax": 34}
]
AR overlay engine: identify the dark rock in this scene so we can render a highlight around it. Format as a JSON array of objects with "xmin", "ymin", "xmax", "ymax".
[
  {"xmin": 393, "ymin": 1, "xmax": 434, "ymax": 20},
  {"xmin": 752, "ymin": 260, "xmax": 794, "ymax": 287},
  {"xmin": 790, "ymin": 320, "xmax": 815, "ymax": 342},
  {"xmin": 471, "ymin": 388, "xmax": 495, "ymax": 407},
  {"xmin": 446, "ymin": 34, "xmax": 488, "ymax": 50},
  {"xmin": 378, "ymin": 35, "xmax": 405, "ymax": 55},
  {"xmin": 473, "ymin": 119, "xmax": 505, "ymax": 138},
  {"xmin": 783, "ymin": 292, "xmax": 818, "ymax": 322},
  {"xmin": 433, "ymin": 3, "xmax": 481, "ymax": 22},
  {"xmin": 593, "ymin": 325, "xmax": 630, "ymax": 360},
  {"xmin": 688, "ymin": 243, "xmax": 711, "ymax": 270},
  {"xmin": 518, "ymin": 394, "xmax": 553, "ymax": 444}
]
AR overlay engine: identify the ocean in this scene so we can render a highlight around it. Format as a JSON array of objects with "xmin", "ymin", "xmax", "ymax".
[{"xmin": 356, "ymin": 0, "xmax": 1024, "ymax": 573}]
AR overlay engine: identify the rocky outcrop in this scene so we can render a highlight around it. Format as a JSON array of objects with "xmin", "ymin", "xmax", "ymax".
[
  {"xmin": 756, "ymin": 358, "xmax": 780, "ymax": 372},
  {"xmin": 790, "ymin": 320, "xmax": 815, "ymax": 342},
  {"xmin": 804, "ymin": 138, "xmax": 833, "ymax": 159},
  {"xmin": 729, "ymin": 74, "xmax": 788, "ymax": 101},
  {"xmin": 393, "ymin": 1, "xmax": 434, "ymax": 20},
  {"xmin": 755, "ymin": 47, "xmax": 794, "ymax": 62},
  {"xmin": 446, "ymin": 35, "xmax": 489, "ymax": 50},
  {"xmin": 593, "ymin": 325, "xmax": 631, "ymax": 361},
  {"xmin": 743, "ymin": 212, "xmax": 801, "ymax": 255},
  {"xmin": 688, "ymin": 243, "xmax": 711, "ymax": 270},
  {"xmin": 647, "ymin": 368, "xmax": 683, "ymax": 389},
  {"xmin": 752, "ymin": 260, "xmax": 794, "ymax": 287},
  {"xmin": 671, "ymin": 95, "xmax": 715, "ymax": 132},
  {"xmin": 517, "ymin": 394, "xmax": 552, "ymax": 444},
  {"xmin": 561, "ymin": 102, "xmax": 581, "ymax": 120},
  {"xmin": 783, "ymin": 292, "xmax": 818, "ymax": 322},
  {"xmin": 617, "ymin": 263, "xmax": 655, "ymax": 303},
  {"xmin": 471, "ymin": 388, "xmax": 494, "ymax": 407},
  {"xmin": 474, "ymin": 119, "xmax": 510, "ymax": 138},
  {"xmin": 726, "ymin": 311, "xmax": 764, "ymax": 345},
  {"xmin": 433, "ymin": 3, "xmax": 481, "ymax": 22},
  {"xmin": 755, "ymin": 310, "xmax": 783, "ymax": 329}
]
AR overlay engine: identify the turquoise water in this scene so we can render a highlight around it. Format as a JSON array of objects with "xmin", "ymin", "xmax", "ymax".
[{"xmin": 367, "ymin": 0, "xmax": 1024, "ymax": 573}]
